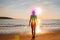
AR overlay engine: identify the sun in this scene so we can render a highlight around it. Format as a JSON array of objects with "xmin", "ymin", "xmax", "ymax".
[{"xmin": 35, "ymin": 8, "xmax": 42, "ymax": 15}]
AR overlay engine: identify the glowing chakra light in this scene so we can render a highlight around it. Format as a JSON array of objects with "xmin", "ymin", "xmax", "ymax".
[
  {"xmin": 32, "ymin": 9, "xmax": 36, "ymax": 15},
  {"xmin": 31, "ymin": 10, "xmax": 37, "ymax": 27}
]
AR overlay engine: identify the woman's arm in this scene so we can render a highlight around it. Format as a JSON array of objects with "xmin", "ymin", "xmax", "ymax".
[{"xmin": 29, "ymin": 16, "xmax": 31, "ymax": 26}]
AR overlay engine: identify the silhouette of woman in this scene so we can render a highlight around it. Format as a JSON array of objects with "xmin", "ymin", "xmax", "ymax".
[{"xmin": 29, "ymin": 9, "xmax": 37, "ymax": 40}]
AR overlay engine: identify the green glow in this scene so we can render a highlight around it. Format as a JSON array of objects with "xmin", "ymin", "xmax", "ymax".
[{"xmin": 31, "ymin": 17, "xmax": 36, "ymax": 21}]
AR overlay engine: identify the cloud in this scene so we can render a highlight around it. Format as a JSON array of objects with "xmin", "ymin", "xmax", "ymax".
[{"xmin": 0, "ymin": 0, "xmax": 60, "ymax": 19}]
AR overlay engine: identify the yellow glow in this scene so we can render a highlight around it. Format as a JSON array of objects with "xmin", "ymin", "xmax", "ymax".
[
  {"xmin": 36, "ymin": 19, "xmax": 42, "ymax": 34},
  {"xmin": 35, "ymin": 8, "xmax": 42, "ymax": 15}
]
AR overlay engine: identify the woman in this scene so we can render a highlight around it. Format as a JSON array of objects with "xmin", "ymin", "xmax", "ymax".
[{"xmin": 29, "ymin": 10, "xmax": 37, "ymax": 39}]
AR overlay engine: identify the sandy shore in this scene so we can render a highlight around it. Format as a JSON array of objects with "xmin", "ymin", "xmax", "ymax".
[{"xmin": 0, "ymin": 32, "xmax": 60, "ymax": 40}]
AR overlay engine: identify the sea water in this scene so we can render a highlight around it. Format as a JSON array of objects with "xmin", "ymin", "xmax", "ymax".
[{"xmin": 0, "ymin": 19, "xmax": 60, "ymax": 34}]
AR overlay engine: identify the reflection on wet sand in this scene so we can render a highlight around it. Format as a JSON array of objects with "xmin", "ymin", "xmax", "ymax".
[{"xmin": 0, "ymin": 32, "xmax": 60, "ymax": 40}]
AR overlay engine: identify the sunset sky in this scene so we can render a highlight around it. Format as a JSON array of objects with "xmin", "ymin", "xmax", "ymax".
[{"xmin": 0, "ymin": 0, "xmax": 60, "ymax": 20}]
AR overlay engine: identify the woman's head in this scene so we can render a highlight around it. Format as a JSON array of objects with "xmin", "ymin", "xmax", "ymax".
[{"xmin": 32, "ymin": 9, "xmax": 36, "ymax": 15}]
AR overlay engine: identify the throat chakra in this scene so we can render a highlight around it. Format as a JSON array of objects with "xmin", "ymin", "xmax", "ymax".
[{"xmin": 31, "ymin": 10, "xmax": 36, "ymax": 21}]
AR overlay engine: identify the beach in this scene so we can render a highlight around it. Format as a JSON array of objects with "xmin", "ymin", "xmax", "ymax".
[
  {"xmin": 0, "ymin": 32, "xmax": 60, "ymax": 40},
  {"xmin": 0, "ymin": 19, "xmax": 60, "ymax": 40}
]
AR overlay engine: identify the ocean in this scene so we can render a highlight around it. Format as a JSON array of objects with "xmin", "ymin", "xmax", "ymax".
[{"xmin": 0, "ymin": 19, "xmax": 60, "ymax": 34}]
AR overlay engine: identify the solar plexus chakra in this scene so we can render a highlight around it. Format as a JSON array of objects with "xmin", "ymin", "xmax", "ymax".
[{"xmin": 31, "ymin": 22, "xmax": 36, "ymax": 27}]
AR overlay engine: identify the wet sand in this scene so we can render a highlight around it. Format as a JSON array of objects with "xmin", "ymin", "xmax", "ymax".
[{"xmin": 0, "ymin": 32, "xmax": 60, "ymax": 40}]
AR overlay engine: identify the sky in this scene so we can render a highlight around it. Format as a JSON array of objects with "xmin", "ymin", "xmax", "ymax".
[{"xmin": 0, "ymin": 0, "xmax": 60, "ymax": 20}]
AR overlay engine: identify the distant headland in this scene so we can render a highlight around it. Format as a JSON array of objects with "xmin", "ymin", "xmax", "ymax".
[{"xmin": 0, "ymin": 17, "xmax": 13, "ymax": 19}]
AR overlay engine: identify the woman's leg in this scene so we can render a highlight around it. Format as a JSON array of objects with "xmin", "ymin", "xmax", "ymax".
[
  {"xmin": 31, "ymin": 27, "xmax": 33, "ymax": 38},
  {"xmin": 32, "ymin": 27, "xmax": 34, "ymax": 35},
  {"xmin": 33, "ymin": 27, "xmax": 36, "ymax": 38}
]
